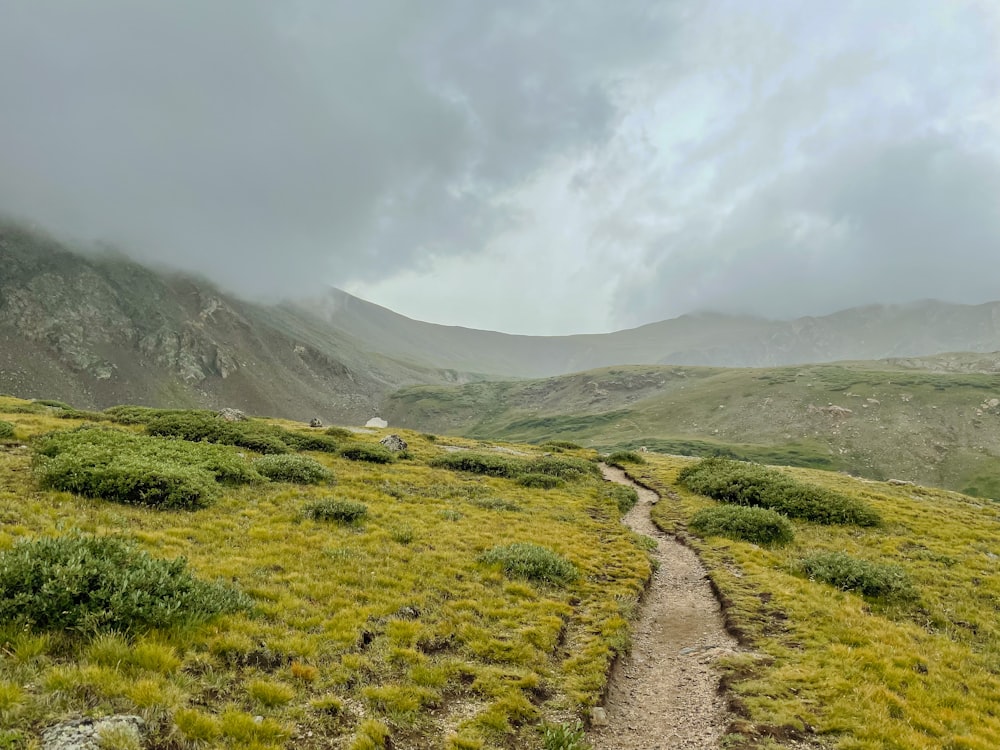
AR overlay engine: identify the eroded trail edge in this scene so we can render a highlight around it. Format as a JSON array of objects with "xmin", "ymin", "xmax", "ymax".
[{"xmin": 591, "ymin": 464, "xmax": 736, "ymax": 750}]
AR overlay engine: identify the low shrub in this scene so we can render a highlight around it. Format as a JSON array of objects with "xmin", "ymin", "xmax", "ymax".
[
  {"xmin": 531, "ymin": 456, "xmax": 599, "ymax": 480},
  {"xmin": 305, "ymin": 498, "xmax": 367, "ymax": 524},
  {"xmin": 0, "ymin": 421, "xmax": 14, "ymax": 440},
  {"xmin": 282, "ymin": 432, "xmax": 340, "ymax": 453},
  {"xmin": 33, "ymin": 399, "xmax": 73, "ymax": 410},
  {"xmin": 34, "ymin": 427, "xmax": 260, "ymax": 509},
  {"xmin": 479, "ymin": 543, "xmax": 577, "ymax": 586},
  {"xmin": 689, "ymin": 505, "xmax": 794, "ymax": 546},
  {"xmin": 339, "ymin": 443, "xmax": 396, "ymax": 464},
  {"xmin": 146, "ymin": 412, "xmax": 290, "ymax": 454},
  {"xmin": 324, "ymin": 426, "xmax": 355, "ymax": 439},
  {"xmin": 431, "ymin": 452, "xmax": 524, "ymax": 478},
  {"xmin": 798, "ymin": 551, "xmax": 918, "ymax": 602},
  {"xmin": 606, "ymin": 450, "xmax": 645, "ymax": 467},
  {"xmin": 0, "ymin": 535, "xmax": 250, "ymax": 633},
  {"xmin": 542, "ymin": 720, "xmax": 591, "ymax": 750},
  {"xmin": 254, "ymin": 455, "xmax": 333, "ymax": 484},
  {"xmin": 678, "ymin": 457, "xmax": 881, "ymax": 526},
  {"xmin": 517, "ymin": 473, "xmax": 565, "ymax": 489},
  {"xmin": 603, "ymin": 485, "xmax": 639, "ymax": 514},
  {"xmin": 104, "ymin": 406, "xmax": 213, "ymax": 425}
]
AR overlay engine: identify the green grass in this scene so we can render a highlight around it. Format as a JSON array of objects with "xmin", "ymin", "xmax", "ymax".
[
  {"xmin": 305, "ymin": 498, "xmax": 368, "ymax": 524},
  {"xmin": 479, "ymin": 543, "xmax": 578, "ymax": 587},
  {"xmin": 628, "ymin": 454, "xmax": 1000, "ymax": 750},
  {"xmin": 0, "ymin": 399, "xmax": 650, "ymax": 749}
]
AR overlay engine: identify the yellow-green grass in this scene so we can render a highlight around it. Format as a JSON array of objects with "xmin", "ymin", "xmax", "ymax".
[
  {"xmin": 627, "ymin": 455, "xmax": 1000, "ymax": 750},
  {"xmin": 0, "ymin": 398, "xmax": 649, "ymax": 749}
]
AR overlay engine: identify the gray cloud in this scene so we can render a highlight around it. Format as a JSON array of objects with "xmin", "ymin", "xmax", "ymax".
[{"xmin": 0, "ymin": 0, "xmax": 670, "ymax": 298}]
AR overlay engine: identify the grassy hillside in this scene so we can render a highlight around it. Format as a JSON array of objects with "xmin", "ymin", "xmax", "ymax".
[
  {"xmin": 0, "ymin": 397, "xmax": 648, "ymax": 749},
  {"xmin": 385, "ymin": 361, "xmax": 1000, "ymax": 497},
  {"xmin": 621, "ymin": 454, "xmax": 1000, "ymax": 750}
]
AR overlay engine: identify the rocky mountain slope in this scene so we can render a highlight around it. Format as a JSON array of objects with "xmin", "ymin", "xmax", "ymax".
[
  {"xmin": 306, "ymin": 288, "xmax": 1000, "ymax": 377},
  {"xmin": 0, "ymin": 223, "xmax": 467, "ymax": 422}
]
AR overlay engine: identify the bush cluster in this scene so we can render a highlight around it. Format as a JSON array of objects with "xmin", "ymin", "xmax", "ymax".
[
  {"xmin": 798, "ymin": 551, "xmax": 918, "ymax": 601},
  {"xmin": 146, "ymin": 412, "xmax": 289, "ymax": 454},
  {"xmin": 606, "ymin": 450, "xmax": 646, "ymax": 467},
  {"xmin": 479, "ymin": 543, "xmax": 578, "ymax": 586},
  {"xmin": 34, "ymin": 427, "xmax": 260, "ymax": 509},
  {"xmin": 517, "ymin": 473, "xmax": 565, "ymax": 489},
  {"xmin": 0, "ymin": 420, "xmax": 14, "ymax": 439},
  {"xmin": 305, "ymin": 498, "xmax": 368, "ymax": 523},
  {"xmin": 541, "ymin": 440, "xmax": 583, "ymax": 451},
  {"xmin": 339, "ymin": 443, "xmax": 396, "ymax": 464},
  {"xmin": 678, "ymin": 458, "xmax": 881, "ymax": 526},
  {"xmin": 602, "ymin": 484, "xmax": 639, "ymax": 514},
  {"xmin": 431, "ymin": 451, "xmax": 598, "ymax": 482},
  {"xmin": 0, "ymin": 534, "xmax": 250, "ymax": 633},
  {"xmin": 689, "ymin": 505, "xmax": 795, "ymax": 546},
  {"xmin": 254, "ymin": 455, "xmax": 333, "ymax": 484}
]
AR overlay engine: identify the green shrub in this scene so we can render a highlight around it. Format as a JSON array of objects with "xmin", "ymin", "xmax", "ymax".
[
  {"xmin": 606, "ymin": 450, "xmax": 645, "ymax": 467},
  {"xmin": 431, "ymin": 452, "xmax": 524, "ymax": 478},
  {"xmin": 531, "ymin": 456, "xmax": 599, "ymax": 480},
  {"xmin": 0, "ymin": 535, "xmax": 250, "ymax": 633},
  {"xmin": 479, "ymin": 543, "xmax": 577, "ymax": 586},
  {"xmin": 254, "ymin": 455, "xmax": 333, "ymax": 484},
  {"xmin": 305, "ymin": 498, "xmax": 367, "ymax": 524},
  {"xmin": 282, "ymin": 432, "xmax": 340, "ymax": 453},
  {"xmin": 798, "ymin": 551, "xmax": 918, "ymax": 601},
  {"xmin": 324, "ymin": 426, "xmax": 354, "ymax": 439},
  {"xmin": 689, "ymin": 505, "xmax": 794, "ymax": 546},
  {"xmin": 34, "ymin": 427, "xmax": 260, "ymax": 509},
  {"xmin": 146, "ymin": 413, "xmax": 290, "ymax": 454},
  {"xmin": 517, "ymin": 473, "xmax": 565, "ymax": 489},
  {"xmin": 0, "ymin": 421, "xmax": 14, "ymax": 440},
  {"xmin": 339, "ymin": 443, "xmax": 395, "ymax": 464},
  {"xmin": 678, "ymin": 458, "xmax": 881, "ymax": 526},
  {"xmin": 104, "ymin": 406, "xmax": 214, "ymax": 425},
  {"xmin": 602, "ymin": 485, "xmax": 639, "ymax": 514}
]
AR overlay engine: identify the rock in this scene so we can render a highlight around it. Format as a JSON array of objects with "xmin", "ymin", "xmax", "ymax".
[
  {"xmin": 365, "ymin": 417, "xmax": 388, "ymax": 429},
  {"xmin": 42, "ymin": 715, "xmax": 145, "ymax": 750},
  {"xmin": 887, "ymin": 478, "xmax": 915, "ymax": 486},
  {"xmin": 380, "ymin": 434, "xmax": 408, "ymax": 452},
  {"xmin": 217, "ymin": 408, "xmax": 247, "ymax": 422},
  {"xmin": 309, "ymin": 417, "xmax": 323, "ymax": 428},
  {"xmin": 590, "ymin": 707, "xmax": 609, "ymax": 727}
]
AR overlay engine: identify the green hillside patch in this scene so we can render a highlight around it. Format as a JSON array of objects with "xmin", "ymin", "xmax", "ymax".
[
  {"xmin": 630, "ymin": 455, "xmax": 1000, "ymax": 750},
  {"xmin": 33, "ymin": 426, "xmax": 261, "ymax": 509},
  {"xmin": 0, "ymin": 399, "xmax": 651, "ymax": 749}
]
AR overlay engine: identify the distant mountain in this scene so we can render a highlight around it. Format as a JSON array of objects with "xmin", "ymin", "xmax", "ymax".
[
  {"xmin": 0, "ymin": 222, "xmax": 469, "ymax": 422},
  {"xmin": 305, "ymin": 288, "xmax": 1000, "ymax": 377}
]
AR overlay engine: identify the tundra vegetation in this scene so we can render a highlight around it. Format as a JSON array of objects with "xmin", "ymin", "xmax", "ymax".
[
  {"xmin": 622, "ymin": 454, "xmax": 1000, "ymax": 750},
  {"xmin": 0, "ymin": 396, "xmax": 648, "ymax": 749}
]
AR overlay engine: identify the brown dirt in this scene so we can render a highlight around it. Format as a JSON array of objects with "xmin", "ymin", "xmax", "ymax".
[{"xmin": 590, "ymin": 464, "xmax": 738, "ymax": 749}]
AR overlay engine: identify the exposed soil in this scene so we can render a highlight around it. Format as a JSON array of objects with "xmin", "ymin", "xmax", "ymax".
[{"xmin": 590, "ymin": 464, "xmax": 737, "ymax": 749}]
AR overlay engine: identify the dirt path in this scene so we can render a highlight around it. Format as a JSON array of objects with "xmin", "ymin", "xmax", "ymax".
[{"xmin": 590, "ymin": 464, "xmax": 736, "ymax": 749}]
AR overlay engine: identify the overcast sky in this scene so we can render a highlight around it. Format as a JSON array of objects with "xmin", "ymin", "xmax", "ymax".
[{"xmin": 1, "ymin": 1, "xmax": 998, "ymax": 334}]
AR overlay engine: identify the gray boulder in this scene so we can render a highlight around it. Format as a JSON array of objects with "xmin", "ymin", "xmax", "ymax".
[
  {"xmin": 217, "ymin": 407, "xmax": 247, "ymax": 422},
  {"xmin": 380, "ymin": 434, "xmax": 408, "ymax": 452},
  {"xmin": 309, "ymin": 417, "xmax": 324, "ymax": 428},
  {"xmin": 42, "ymin": 715, "xmax": 145, "ymax": 750}
]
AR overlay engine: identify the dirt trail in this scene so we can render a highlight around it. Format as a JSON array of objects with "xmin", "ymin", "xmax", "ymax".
[{"xmin": 590, "ymin": 464, "xmax": 736, "ymax": 749}]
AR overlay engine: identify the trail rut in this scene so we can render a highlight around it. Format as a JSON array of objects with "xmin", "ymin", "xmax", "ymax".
[{"xmin": 590, "ymin": 464, "xmax": 736, "ymax": 749}]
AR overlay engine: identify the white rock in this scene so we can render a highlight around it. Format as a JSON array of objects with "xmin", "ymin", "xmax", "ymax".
[{"xmin": 365, "ymin": 417, "xmax": 388, "ymax": 429}]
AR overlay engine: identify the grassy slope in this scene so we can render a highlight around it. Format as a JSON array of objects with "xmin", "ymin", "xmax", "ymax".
[
  {"xmin": 624, "ymin": 454, "xmax": 1000, "ymax": 750},
  {"xmin": 385, "ymin": 362, "xmax": 1000, "ymax": 496},
  {"xmin": 0, "ymin": 398, "xmax": 648, "ymax": 749}
]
